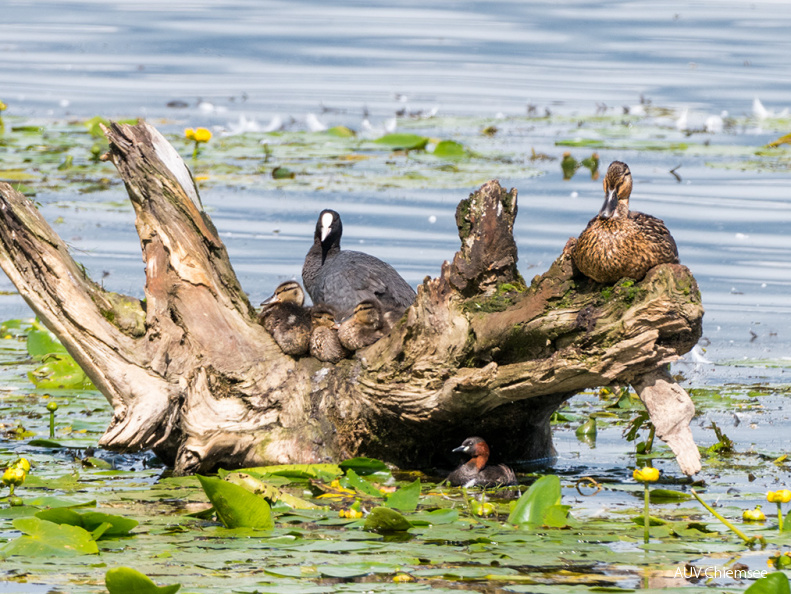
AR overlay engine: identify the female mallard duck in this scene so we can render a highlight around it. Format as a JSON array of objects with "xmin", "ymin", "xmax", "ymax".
[
  {"xmin": 309, "ymin": 305, "xmax": 349, "ymax": 363},
  {"xmin": 572, "ymin": 161, "xmax": 679, "ymax": 284},
  {"xmin": 337, "ymin": 300, "xmax": 392, "ymax": 351},
  {"xmin": 257, "ymin": 281, "xmax": 311, "ymax": 356},
  {"xmin": 447, "ymin": 437, "xmax": 517, "ymax": 488},
  {"xmin": 302, "ymin": 209, "xmax": 416, "ymax": 319}
]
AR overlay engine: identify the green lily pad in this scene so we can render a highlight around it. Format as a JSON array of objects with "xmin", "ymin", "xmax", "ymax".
[
  {"xmin": 385, "ymin": 479, "xmax": 420, "ymax": 512},
  {"xmin": 26, "ymin": 326, "xmax": 68, "ymax": 360},
  {"xmin": 345, "ymin": 468, "xmax": 383, "ymax": 497},
  {"xmin": 1, "ymin": 517, "xmax": 98, "ymax": 557},
  {"xmin": 197, "ymin": 475, "xmax": 274, "ymax": 530},
  {"xmin": 508, "ymin": 475, "xmax": 563, "ymax": 528},
  {"xmin": 105, "ymin": 566, "xmax": 181, "ymax": 594},
  {"xmin": 745, "ymin": 572, "xmax": 790, "ymax": 594},
  {"xmin": 363, "ymin": 506, "xmax": 412, "ymax": 532},
  {"xmin": 35, "ymin": 508, "xmax": 138, "ymax": 537},
  {"xmin": 374, "ymin": 133, "xmax": 428, "ymax": 151},
  {"xmin": 432, "ymin": 140, "xmax": 467, "ymax": 159}
]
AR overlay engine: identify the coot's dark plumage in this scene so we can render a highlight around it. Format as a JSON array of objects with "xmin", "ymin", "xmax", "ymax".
[
  {"xmin": 572, "ymin": 161, "xmax": 679, "ymax": 284},
  {"xmin": 302, "ymin": 210, "xmax": 416, "ymax": 319},
  {"xmin": 447, "ymin": 437, "xmax": 517, "ymax": 488},
  {"xmin": 309, "ymin": 305, "xmax": 349, "ymax": 363},
  {"xmin": 337, "ymin": 300, "xmax": 390, "ymax": 351},
  {"xmin": 257, "ymin": 281, "xmax": 311, "ymax": 356}
]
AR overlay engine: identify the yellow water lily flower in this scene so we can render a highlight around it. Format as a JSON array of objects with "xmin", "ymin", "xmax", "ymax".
[
  {"xmin": 184, "ymin": 127, "xmax": 195, "ymax": 140},
  {"xmin": 10, "ymin": 458, "xmax": 30, "ymax": 473},
  {"xmin": 2, "ymin": 466, "xmax": 26, "ymax": 487},
  {"xmin": 193, "ymin": 127, "xmax": 212, "ymax": 143},
  {"xmin": 633, "ymin": 467, "xmax": 659, "ymax": 482},
  {"xmin": 768, "ymin": 490, "xmax": 791, "ymax": 504},
  {"xmin": 0, "ymin": 101, "xmax": 7, "ymax": 111},
  {"xmin": 743, "ymin": 505, "xmax": 766, "ymax": 521}
]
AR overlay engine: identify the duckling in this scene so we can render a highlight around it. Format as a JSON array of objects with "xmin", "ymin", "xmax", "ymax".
[
  {"xmin": 309, "ymin": 305, "xmax": 349, "ymax": 363},
  {"xmin": 257, "ymin": 281, "xmax": 311, "ymax": 356},
  {"xmin": 447, "ymin": 437, "xmax": 517, "ymax": 488},
  {"xmin": 572, "ymin": 161, "xmax": 679, "ymax": 284},
  {"xmin": 337, "ymin": 300, "xmax": 391, "ymax": 351},
  {"xmin": 302, "ymin": 209, "xmax": 416, "ymax": 319}
]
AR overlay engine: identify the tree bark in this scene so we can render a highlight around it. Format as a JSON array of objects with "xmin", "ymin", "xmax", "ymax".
[{"xmin": 0, "ymin": 122, "xmax": 704, "ymax": 476}]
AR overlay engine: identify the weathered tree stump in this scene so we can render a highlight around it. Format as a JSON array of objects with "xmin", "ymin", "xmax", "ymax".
[{"xmin": 0, "ymin": 122, "xmax": 704, "ymax": 475}]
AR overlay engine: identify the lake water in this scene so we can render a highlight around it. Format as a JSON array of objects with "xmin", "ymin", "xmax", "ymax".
[{"xmin": 1, "ymin": 0, "xmax": 791, "ymax": 373}]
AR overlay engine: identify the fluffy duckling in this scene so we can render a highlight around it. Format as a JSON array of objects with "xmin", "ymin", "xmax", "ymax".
[
  {"xmin": 447, "ymin": 437, "xmax": 517, "ymax": 488},
  {"xmin": 337, "ymin": 300, "xmax": 391, "ymax": 351},
  {"xmin": 302, "ymin": 209, "xmax": 416, "ymax": 319},
  {"xmin": 309, "ymin": 305, "xmax": 349, "ymax": 363},
  {"xmin": 572, "ymin": 161, "xmax": 679, "ymax": 284},
  {"xmin": 258, "ymin": 281, "xmax": 311, "ymax": 356}
]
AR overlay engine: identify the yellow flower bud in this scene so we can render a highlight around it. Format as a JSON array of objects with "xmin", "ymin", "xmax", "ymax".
[
  {"xmin": 776, "ymin": 490, "xmax": 791, "ymax": 504},
  {"xmin": 193, "ymin": 127, "xmax": 212, "ymax": 143},
  {"xmin": 743, "ymin": 506, "xmax": 766, "ymax": 521},
  {"xmin": 0, "ymin": 101, "xmax": 7, "ymax": 111},
  {"xmin": 46, "ymin": 401, "xmax": 58, "ymax": 412},
  {"xmin": 392, "ymin": 574, "xmax": 415, "ymax": 583},
  {"xmin": 633, "ymin": 467, "xmax": 659, "ymax": 482},
  {"xmin": 2, "ymin": 467, "xmax": 26, "ymax": 487},
  {"xmin": 11, "ymin": 458, "xmax": 30, "ymax": 473},
  {"xmin": 184, "ymin": 128, "xmax": 196, "ymax": 140}
]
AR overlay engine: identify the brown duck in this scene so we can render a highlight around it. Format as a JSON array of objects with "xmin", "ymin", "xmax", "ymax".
[
  {"xmin": 447, "ymin": 437, "xmax": 517, "ymax": 488},
  {"xmin": 572, "ymin": 161, "xmax": 679, "ymax": 284},
  {"xmin": 337, "ymin": 300, "xmax": 391, "ymax": 351},
  {"xmin": 257, "ymin": 281, "xmax": 311, "ymax": 356},
  {"xmin": 309, "ymin": 305, "xmax": 349, "ymax": 363}
]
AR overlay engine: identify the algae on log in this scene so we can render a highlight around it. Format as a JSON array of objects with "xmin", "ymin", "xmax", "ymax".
[{"xmin": 0, "ymin": 122, "xmax": 704, "ymax": 475}]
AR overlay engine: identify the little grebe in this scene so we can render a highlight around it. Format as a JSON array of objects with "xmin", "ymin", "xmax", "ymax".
[
  {"xmin": 309, "ymin": 305, "xmax": 349, "ymax": 363},
  {"xmin": 258, "ymin": 281, "xmax": 311, "ymax": 356},
  {"xmin": 447, "ymin": 436, "xmax": 517, "ymax": 488},
  {"xmin": 302, "ymin": 209, "xmax": 415, "ymax": 319},
  {"xmin": 572, "ymin": 161, "xmax": 679, "ymax": 284}
]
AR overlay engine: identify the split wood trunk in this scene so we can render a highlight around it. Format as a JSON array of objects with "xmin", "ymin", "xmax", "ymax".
[{"xmin": 0, "ymin": 122, "xmax": 704, "ymax": 476}]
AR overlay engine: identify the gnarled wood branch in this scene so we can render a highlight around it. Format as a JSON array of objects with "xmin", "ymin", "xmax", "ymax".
[{"xmin": 0, "ymin": 122, "xmax": 703, "ymax": 476}]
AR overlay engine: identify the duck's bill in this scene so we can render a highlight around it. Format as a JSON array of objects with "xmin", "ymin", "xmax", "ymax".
[
  {"xmin": 598, "ymin": 188, "xmax": 618, "ymax": 218},
  {"xmin": 452, "ymin": 445, "xmax": 470, "ymax": 453}
]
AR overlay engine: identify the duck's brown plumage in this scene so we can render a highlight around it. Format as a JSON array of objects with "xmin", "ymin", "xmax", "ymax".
[
  {"xmin": 572, "ymin": 161, "xmax": 679, "ymax": 284},
  {"xmin": 258, "ymin": 281, "xmax": 311, "ymax": 356},
  {"xmin": 447, "ymin": 436, "xmax": 517, "ymax": 488},
  {"xmin": 309, "ymin": 305, "xmax": 349, "ymax": 363},
  {"xmin": 337, "ymin": 300, "xmax": 391, "ymax": 351}
]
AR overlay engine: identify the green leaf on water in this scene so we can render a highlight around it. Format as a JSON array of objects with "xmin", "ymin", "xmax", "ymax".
[
  {"xmin": 363, "ymin": 506, "xmax": 412, "ymax": 532},
  {"xmin": 385, "ymin": 479, "xmax": 420, "ymax": 512},
  {"xmin": 345, "ymin": 468, "xmax": 383, "ymax": 497},
  {"xmin": 1, "ymin": 517, "xmax": 98, "ymax": 557},
  {"xmin": 508, "ymin": 475, "xmax": 562, "ymax": 528},
  {"xmin": 28, "ymin": 353, "xmax": 93, "ymax": 389},
  {"xmin": 339, "ymin": 457, "xmax": 390, "ymax": 478},
  {"xmin": 27, "ymin": 438, "xmax": 64, "ymax": 448},
  {"xmin": 407, "ymin": 508, "xmax": 459, "ymax": 526},
  {"xmin": 83, "ymin": 116, "xmax": 110, "ymax": 138},
  {"xmin": 575, "ymin": 417, "xmax": 597, "ymax": 437},
  {"xmin": 26, "ymin": 326, "xmax": 68, "ymax": 360},
  {"xmin": 35, "ymin": 508, "xmax": 138, "ymax": 537},
  {"xmin": 649, "ymin": 489, "xmax": 692, "ymax": 502},
  {"xmin": 374, "ymin": 133, "xmax": 428, "ymax": 151},
  {"xmin": 239, "ymin": 463, "xmax": 342, "ymax": 482},
  {"xmin": 325, "ymin": 125, "xmax": 356, "ymax": 137},
  {"xmin": 432, "ymin": 140, "xmax": 467, "ymax": 159},
  {"xmin": 197, "ymin": 475, "xmax": 274, "ymax": 530},
  {"xmin": 105, "ymin": 566, "xmax": 181, "ymax": 594},
  {"xmin": 745, "ymin": 572, "xmax": 790, "ymax": 594}
]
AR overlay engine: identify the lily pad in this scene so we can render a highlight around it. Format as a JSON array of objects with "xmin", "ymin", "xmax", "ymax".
[
  {"xmin": 374, "ymin": 133, "xmax": 428, "ymax": 151},
  {"xmin": 105, "ymin": 566, "xmax": 181, "ymax": 594},
  {"xmin": 1, "ymin": 517, "xmax": 98, "ymax": 557},
  {"xmin": 385, "ymin": 479, "xmax": 420, "ymax": 512},
  {"xmin": 197, "ymin": 475, "xmax": 274, "ymax": 530},
  {"xmin": 364, "ymin": 506, "xmax": 412, "ymax": 532},
  {"xmin": 508, "ymin": 475, "xmax": 564, "ymax": 528},
  {"xmin": 35, "ymin": 508, "xmax": 138, "ymax": 537}
]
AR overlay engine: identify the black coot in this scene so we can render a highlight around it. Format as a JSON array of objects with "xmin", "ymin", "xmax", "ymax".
[{"xmin": 302, "ymin": 209, "xmax": 416, "ymax": 319}]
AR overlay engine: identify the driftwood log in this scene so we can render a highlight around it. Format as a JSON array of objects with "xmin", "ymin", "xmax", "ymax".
[{"xmin": 0, "ymin": 122, "xmax": 704, "ymax": 476}]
